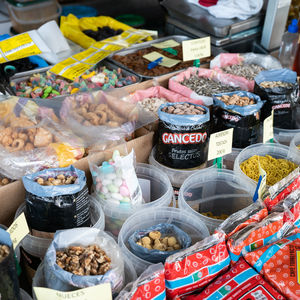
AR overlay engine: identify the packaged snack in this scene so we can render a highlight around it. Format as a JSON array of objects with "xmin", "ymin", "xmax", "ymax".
[
  {"xmin": 245, "ymin": 232, "xmax": 300, "ymax": 299},
  {"xmin": 182, "ymin": 258, "xmax": 285, "ymax": 300},
  {"xmin": 128, "ymin": 223, "xmax": 191, "ymax": 264},
  {"xmin": 116, "ymin": 263, "xmax": 166, "ymax": 300},
  {"xmin": 215, "ymin": 198, "xmax": 268, "ymax": 239},
  {"xmin": 164, "ymin": 232, "xmax": 230, "ymax": 299},
  {"xmin": 228, "ymin": 210, "xmax": 296, "ymax": 266}
]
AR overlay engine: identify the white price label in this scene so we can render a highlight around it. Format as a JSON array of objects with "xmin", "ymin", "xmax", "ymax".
[{"xmin": 263, "ymin": 110, "xmax": 274, "ymax": 143}]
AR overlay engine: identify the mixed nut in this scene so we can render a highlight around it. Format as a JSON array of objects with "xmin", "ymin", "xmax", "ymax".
[
  {"xmin": 136, "ymin": 231, "xmax": 182, "ymax": 251},
  {"xmin": 180, "ymin": 75, "xmax": 241, "ymax": 97},
  {"xmin": 36, "ymin": 174, "xmax": 77, "ymax": 186},
  {"xmin": 216, "ymin": 94, "xmax": 256, "ymax": 106},
  {"xmin": 56, "ymin": 244, "xmax": 111, "ymax": 276},
  {"xmin": 259, "ymin": 81, "xmax": 293, "ymax": 88},
  {"xmin": 0, "ymin": 244, "xmax": 10, "ymax": 263},
  {"xmin": 221, "ymin": 64, "xmax": 265, "ymax": 81},
  {"xmin": 0, "ymin": 178, "xmax": 10, "ymax": 186},
  {"xmin": 162, "ymin": 103, "xmax": 206, "ymax": 115},
  {"xmin": 140, "ymin": 97, "xmax": 169, "ymax": 115}
]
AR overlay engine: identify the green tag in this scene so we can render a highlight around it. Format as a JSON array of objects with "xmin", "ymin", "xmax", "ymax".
[
  {"xmin": 162, "ymin": 47, "xmax": 178, "ymax": 55},
  {"xmin": 14, "ymin": 253, "xmax": 22, "ymax": 276},
  {"xmin": 213, "ymin": 157, "xmax": 222, "ymax": 169},
  {"xmin": 193, "ymin": 59, "xmax": 200, "ymax": 67}
]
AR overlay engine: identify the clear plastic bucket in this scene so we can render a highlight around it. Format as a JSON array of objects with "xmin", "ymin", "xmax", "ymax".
[
  {"xmin": 233, "ymin": 143, "xmax": 300, "ymax": 187},
  {"xmin": 222, "ymin": 148, "xmax": 242, "ymax": 171},
  {"xmin": 178, "ymin": 169, "xmax": 256, "ymax": 234},
  {"xmin": 290, "ymin": 132, "xmax": 300, "ymax": 152},
  {"xmin": 96, "ymin": 163, "xmax": 173, "ymax": 238},
  {"xmin": 20, "ymin": 289, "xmax": 33, "ymax": 300},
  {"xmin": 32, "ymin": 256, "xmax": 137, "ymax": 300},
  {"xmin": 118, "ymin": 207, "xmax": 209, "ymax": 276},
  {"xmin": 15, "ymin": 195, "xmax": 104, "ymax": 284}
]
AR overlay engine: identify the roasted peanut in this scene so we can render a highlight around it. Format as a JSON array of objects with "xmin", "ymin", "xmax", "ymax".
[{"xmin": 162, "ymin": 103, "xmax": 206, "ymax": 115}]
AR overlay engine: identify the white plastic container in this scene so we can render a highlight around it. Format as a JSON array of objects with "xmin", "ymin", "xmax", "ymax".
[
  {"xmin": 15, "ymin": 195, "xmax": 104, "ymax": 284},
  {"xmin": 97, "ymin": 163, "xmax": 173, "ymax": 238},
  {"xmin": 118, "ymin": 207, "xmax": 209, "ymax": 276},
  {"xmin": 234, "ymin": 143, "xmax": 300, "ymax": 187},
  {"xmin": 290, "ymin": 132, "xmax": 300, "ymax": 152},
  {"xmin": 20, "ymin": 289, "xmax": 33, "ymax": 300},
  {"xmin": 178, "ymin": 169, "xmax": 256, "ymax": 234},
  {"xmin": 32, "ymin": 257, "xmax": 137, "ymax": 300}
]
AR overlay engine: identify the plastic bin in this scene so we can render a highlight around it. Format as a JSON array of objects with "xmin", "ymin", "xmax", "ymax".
[
  {"xmin": 32, "ymin": 256, "xmax": 137, "ymax": 300},
  {"xmin": 234, "ymin": 143, "xmax": 300, "ymax": 187},
  {"xmin": 96, "ymin": 163, "xmax": 173, "ymax": 238},
  {"xmin": 290, "ymin": 132, "xmax": 300, "ymax": 152},
  {"xmin": 178, "ymin": 169, "xmax": 256, "ymax": 234},
  {"xmin": 222, "ymin": 148, "xmax": 242, "ymax": 170},
  {"xmin": 118, "ymin": 207, "xmax": 209, "ymax": 276},
  {"xmin": 5, "ymin": 0, "xmax": 62, "ymax": 33},
  {"xmin": 20, "ymin": 289, "xmax": 33, "ymax": 300},
  {"xmin": 15, "ymin": 195, "xmax": 104, "ymax": 284}
]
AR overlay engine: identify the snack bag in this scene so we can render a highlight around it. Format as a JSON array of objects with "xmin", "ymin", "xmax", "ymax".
[
  {"xmin": 182, "ymin": 258, "xmax": 285, "ymax": 300},
  {"xmin": 116, "ymin": 263, "xmax": 166, "ymax": 300},
  {"xmin": 244, "ymin": 232, "xmax": 300, "ymax": 299},
  {"xmin": 164, "ymin": 232, "xmax": 230, "ymax": 299},
  {"xmin": 264, "ymin": 167, "xmax": 300, "ymax": 210},
  {"xmin": 215, "ymin": 198, "xmax": 268, "ymax": 239},
  {"xmin": 227, "ymin": 211, "xmax": 296, "ymax": 266}
]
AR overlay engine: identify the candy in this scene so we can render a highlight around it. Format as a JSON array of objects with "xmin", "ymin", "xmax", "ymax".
[
  {"xmin": 119, "ymin": 186, "xmax": 129, "ymax": 197},
  {"xmin": 113, "ymin": 178, "xmax": 122, "ymax": 187},
  {"xmin": 107, "ymin": 183, "xmax": 118, "ymax": 193},
  {"xmin": 111, "ymin": 193, "xmax": 123, "ymax": 201}
]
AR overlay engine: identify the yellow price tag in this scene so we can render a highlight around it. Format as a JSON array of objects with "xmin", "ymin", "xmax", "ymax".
[
  {"xmin": 83, "ymin": 51, "xmax": 110, "ymax": 65},
  {"xmin": 182, "ymin": 37, "xmax": 211, "ymax": 62},
  {"xmin": 207, "ymin": 128, "xmax": 233, "ymax": 161},
  {"xmin": 6, "ymin": 212, "xmax": 29, "ymax": 250},
  {"xmin": 263, "ymin": 110, "xmax": 274, "ymax": 143},
  {"xmin": 34, "ymin": 283, "xmax": 112, "ymax": 300},
  {"xmin": 143, "ymin": 51, "xmax": 181, "ymax": 68},
  {"xmin": 72, "ymin": 48, "xmax": 98, "ymax": 61},
  {"xmin": 50, "ymin": 57, "xmax": 78, "ymax": 75},
  {"xmin": 0, "ymin": 33, "xmax": 42, "ymax": 62},
  {"xmin": 61, "ymin": 63, "xmax": 93, "ymax": 81},
  {"xmin": 151, "ymin": 39, "xmax": 180, "ymax": 49}
]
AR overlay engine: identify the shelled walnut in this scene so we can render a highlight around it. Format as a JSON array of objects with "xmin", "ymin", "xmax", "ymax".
[
  {"xmin": 56, "ymin": 244, "xmax": 111, "ymax": 276},
  {"xmin": 0, "ymin": 244, "xmax": 10, "ymax": 263}
]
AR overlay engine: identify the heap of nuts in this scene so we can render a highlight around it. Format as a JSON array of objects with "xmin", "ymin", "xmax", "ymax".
[
  {"xmin": 36, "ymin": 174, "xmax": 77, "ymax": 186},
  {"xmin": 139, "ymin": 97, "xmax": 169, "ymax": 115},
  {"xmin": 259, "ymin": 81, "xmax": 293, "ymax": 88},
  {"xmin": 216, "ymin": 94, "xmax": 255, "ymax": 106},
  {"xmin": 0, "ymin": 178, "xmax": 10, "ymax": 186},
  {"xmin": 0, "ymin": 244, "xmax": 10, "ymax": 263},
  {"xmin": 136, "ymin": 231, "xmax": 182, "ymax": 251},
  {"xmin": 161, "ymin": 103, "xmax": 206, "ymax": 115},
  {"xmin": 56, "ymin": 244, "xmax": 111, "ymax": 276}
]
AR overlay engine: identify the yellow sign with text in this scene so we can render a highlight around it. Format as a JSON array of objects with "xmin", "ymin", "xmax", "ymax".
[
  {"xmin": 182, "ymin": 37, "xmax": 211, "ymax": 62},
  {"xmin": 151, "ymin": 39, "xmax": 180, "ymax": 49},
  {"xmin": 143, "ymin": 51, "xmax": 181, "ymax": 68},
  {"xmin": 263, "ymin": 110, "xmax": 274, "ymax": 143}
]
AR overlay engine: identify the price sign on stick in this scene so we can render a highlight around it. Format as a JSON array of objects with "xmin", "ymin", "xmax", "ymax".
[
  {"xmin": 208, "ymin": 128, "xmax": 233, "ymax": 161},
  {"xmin": 263, "ymin": 110, "xmax": 274, "ymax": 144},
  {"xmin": 182, "ymin": 37, "xmax": 211, "ymax": 62}
]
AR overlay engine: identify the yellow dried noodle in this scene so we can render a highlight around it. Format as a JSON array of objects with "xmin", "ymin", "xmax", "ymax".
[{"xmin": 240, "ymin": 155, "xmax": 298, "ymax": 186}]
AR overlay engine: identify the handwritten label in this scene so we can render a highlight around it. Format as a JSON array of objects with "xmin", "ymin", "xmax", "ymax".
[
  {"xmin": 207, "ymin": 128, "xmax": 233, "ymax": 161},
  {"xmin": 151, "ymin": 39, "xmax": 180, "ymax": 49},
  {"xmin": 34, "ymin": 283, "xmax": 112, "ymax": 300},
  {"xmin": 263, "ymin": 110, "xmax": 274, "ymax": 143},
  {"xmin": 182, "ymin": 37, "xmax": 211, "ymax": 62},
  {"xmin": 143, "ymin": 51, "xmax": 181, "ymax": 68},
  {"xmin": 258, "ymin": 158, "xmax": 267, "ymax": 198},
  {"xmin": 6, "ymin": 212, "xmax": 29, "ymax": 250}
]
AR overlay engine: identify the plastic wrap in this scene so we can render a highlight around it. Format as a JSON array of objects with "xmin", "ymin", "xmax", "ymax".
[
  {"xmin": 164, "ymin": 232, "xmax": 230, "ymax": 299},
  {"xmin": 44, "ymin": 227, "xmax": 125, "ymax": 294},
  {"xmin": 212, "ymin": 91, "xmax": 265, "ymax": 148},
  {"xmin": 210, "ymin": 53, "xmax": 282, "ymax": 92},
  {"xmin": 254, "ymin": 69, "xmax": 299, "ymax": 129},
  {"xmin": 128, "ymin": 223, "xmax": 191, "ymax": 264},
  {"xmin": 168, "ymin": 67, "xmax": 249, "ymax": 106},
  {"xmin": 23, "ymin": 165, "xmax": 90, "ymax": 233},
  {"xmin": 116, "ymin": 263, "xmax": 166, "ymax": 300}
]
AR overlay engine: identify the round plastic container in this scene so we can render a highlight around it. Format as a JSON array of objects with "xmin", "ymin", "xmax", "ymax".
[
  {"xmin": 5, "ymin": 0, "xmax": 62, "ymax": 33},
  {"xmin": 32, "ymin": 256, "xmax": 137, "ymax": 300},
  {"xmin": 118, "ymin": 207, "xmax": 209, "ymax": 276},
  {"xmin": 20, "ymin": 289, "xmax": 33, "ymax": 300},
  {"xmin": 234, "ymin": 143, "xmax": 300, "ymax": 187},
  {"xmin": 61, "ymin": 5, "xmax": 97, "ymax": 18},
  {"xmin": 290, "ymin": 132, "xmax": 300, "ymax": 152},
  {"xmin": 15, "ymin": 195, "xmax": 104, "ymax": 284},
  {"xmin": 178, "ymin": 169, "xmax": 257, "ymax": 234},
  {"xmin": 97, "ymin": 163, "xmax": 173, "ymax": 238},
  {"xmin": 222, "ymin": 148, "xmax": 242, "ymax": 171}
]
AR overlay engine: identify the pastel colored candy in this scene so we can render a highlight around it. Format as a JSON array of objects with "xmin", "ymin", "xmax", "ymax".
[
  {"xmin": 101, "ymin": 164, "xmax": 114, "ymax": 174},
  {"xmin": 113, "ymin": 156, "xmax": 122, "ymax": 163},
  {"xmin": 107, "ymin": 183, "xmax": 119, "ymax": 193},
  {"xmin": 96, "ymin": 183, "xmax": 102, "ymax": 190},
  {"xmin": 106, "ymin": 192, "xmax": 112, "ymax": 199},
  {"xmin": 101, "ymin": 186, "xmax": 108, "ymax": 194},
  {"xmin": 119, "ymin": 185, "xmax": 129, "ymax": 197},
  {"xmin": 121, "ymin": 196, "xmax": 130, "ymax": 203},
  {"xmin": 116, "ymin": 169, "xmax": 123, "ymax": 178},
  {"xmin": 112, "ymin": 150, "xmax": 120, "ymax": 160},
  {"xmin": 102, "ymin": 161, "xmax": 109, "ymax": 165},
  {"xmin": 102, "ymin": 178, "xmax": 112, "ymax": 186},
  {"xmin": 106, "ymin": 173, "xmax": 117, "ymax": 180},
  {"xmin": 122, "ymin": 180, "xmax": 128, "ymax": 188},
  {"xmin": 106, "ymin": 198, "xmax": 120, "ymax": 205},
  {"xmin": 111, "ymin": 193, "xmax": 123, "ymax": 201}
]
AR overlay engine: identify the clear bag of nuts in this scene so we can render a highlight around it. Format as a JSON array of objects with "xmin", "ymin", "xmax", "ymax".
[
  {"xmin": 44, "ymin": 227, "xmax": 125, "ymax": 294},
  {"xmin": 128, "ymin": 223, "xmax": 191, "ymax": 264}
]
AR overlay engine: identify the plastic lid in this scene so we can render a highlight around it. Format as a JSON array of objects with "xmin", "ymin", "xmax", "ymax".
[{"xmin": 288, "ymin": 19, "xmax": 298, "ymax": 33}]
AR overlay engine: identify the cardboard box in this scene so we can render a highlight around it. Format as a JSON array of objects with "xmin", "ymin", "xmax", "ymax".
[{"xmin": 0, "ymin": 129, "xmax": 154, "ymax": 227}]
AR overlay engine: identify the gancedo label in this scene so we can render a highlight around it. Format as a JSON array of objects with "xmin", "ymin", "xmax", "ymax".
[
  {"xmin": 222, "ymin": 114, "xmax": 240, "ymax": 123},
  {"xmin": 162, "ymin": 132, "xmax": 207, "ymax": 144},
  {"xmin": 271, "ymin": 103, "xmax": 290, "ymax": 110}
]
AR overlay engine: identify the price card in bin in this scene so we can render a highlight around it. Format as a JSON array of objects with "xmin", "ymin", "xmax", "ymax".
[
  {"xmin": 263, "ymin": 110, "xmax": 274, "ymax": 144},
  {"xmin": 208, "ymin": 128, "xmax": 233, "ymax": 161}
]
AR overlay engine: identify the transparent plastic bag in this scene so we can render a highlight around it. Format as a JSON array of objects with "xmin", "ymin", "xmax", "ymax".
[{"xmin": 44, "ymin": 227, "xmax": 125, "ymax": 294}]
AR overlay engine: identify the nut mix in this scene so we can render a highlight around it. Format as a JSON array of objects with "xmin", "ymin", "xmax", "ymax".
[
  {"xmin": 0, "ymin": 245, "xmax": 10, "ymax": 263},
  {"xmin": 36, "ymin": 174, "xmax": 77, "ymax": 186},
  {"xmin": 0, "ymin": 178, "xmax": 10, "ymax": 186},
  {"xmin": 56, "ymin": 244, "xmax": 111, "ymax": 276},
  {"xmin": 221, "ymin": 64, "xmax": 265, "ymax": 81},
  {"xmin": 180, "ymin": 75, "xmax": 241, "ymax": 97},
  {"xmin": 259, "ymin": 81, "xmax": 293, "ymax": 88},
  {"xmin": 162, "ymin": 103, "xmax": 206, "ymax": 115},
  {"xmin": 136, "ymin": 231, "xmax": 182, "ymax": 251},
  {"xmin": 216, "ymin": 94, "xmax": 255, "ymax": 106},
  {"xmin": 139, "ymin": 97, "xmax": 169, "ymax": 114}
]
